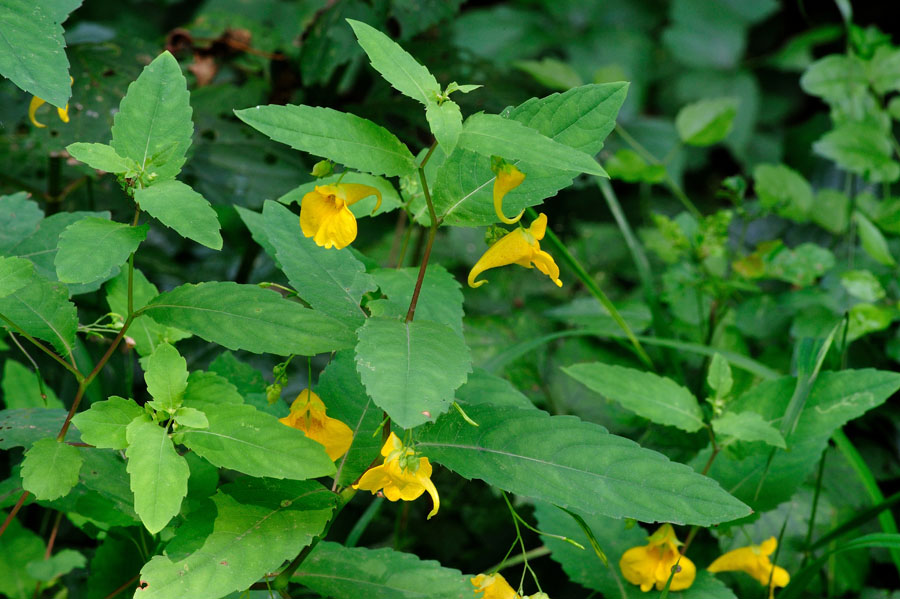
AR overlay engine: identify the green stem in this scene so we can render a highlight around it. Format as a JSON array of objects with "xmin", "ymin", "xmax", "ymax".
[{"xmin": 491, "ymin": 546, "xmax": 551, "ymax": 571}]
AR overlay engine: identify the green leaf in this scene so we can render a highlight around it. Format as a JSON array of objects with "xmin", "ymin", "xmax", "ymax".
[
  {"xmin": 144, "ymin": 343, "xmax": 188, "ymax": 413},
  {"xmin": 800, "ymin": 54, "xmax": 867, "ymax": 102},
  {"xmin": 854, "ymin": 211, "xmax": 896, "ymax": 265},
  {"xmin": 0, "ymin": 408, "xmax": 69, "ymax": 450},
  {"xmin": 0, "ymin": 509, "xmax": 44, "ymax": 599},
  {"xmin": 457, "ymin": 113, "xmax": 607, "ymax": 176},
  {"xmin": 235, "ymin": 105, "xmax": 417, "ymax": 177},
  {"xmin": 0, "ymin": 256, "xmax": 34, "ymax": 299},
  {"xmin": 707, "ymin": 353, "xmax": 733, "ymax": 398},
  {"xmin": 262, "ymin": 200, "xmax": 374, "ymax": 326},
  {"xmin": 0, "ymin": 276, "xmax": 77, "ymax": 358},
  {"xmin": 110, "ymin": 51, "xmax": 193, "ymax": 180},
  {"xmin": 753, "ymin": 163, "xmax": 813, "ymax": 222},
  {"xmin": 133, "ymin": 181, "xmax": 222, "ymax": 250},
  {"xmin": 140, "ymin": 282, "xmax": 355, "ymax": 356},
  {"xmin": 355, "ymin": 317, "xmax": 472, "ymax": 428},
  {"xmin": 2, "ymin": 360, "xmax": 62, "ymax": 409},
  {"xmin": 0, "ymin": 193, "xmax": 43, "ymax": 255},
  {"xmin": 425, "ymin": 99, "xmax": 463, "ymax": 154},
  {"xmin": 137, "ymin": 479, "xmax": 334, "ymax": 599},
  {"xmin": 347, "ymin": 19, "xmax": 440, "ymax": 105},
  {"xmin": 125, "ymin": 416, "xmax": 189, "ymax": 534},
  {"xmin": 172, "ymin": 406, "xmax": 208, "ymax": 429},
  {"xmin": 21, "ymin": 437, "xmax": 83, "ymax": 500},
  {"xmin": 812, "ymin": 188, "xmax": 850, "ymax": 234},
  {"xmin": 418, "ymin": 406, "xmax": 750, "ymax": 525},
  {"xmin": 180, "ymin": 378, "xmax": 336, "ymax": 480},
  {"xmin": 847, "ymin": 302, "xmax": 896, "ymax": 341},
  {"xmin": 295, "ymin": 541, "xmax": 470, "ymax": 599},
  {"xmin": 604, "ymin": 149, "xmax": 666, "ymax": 184},
  {"xmin": 26, "ymin": 549, "xmax": 86, "ymax": 581},
  {"xmin": 368, "ymin": 265, "xmax": 464, "ymax": 337},
  {"xmin": 868, "ymin": 46, "xmax": 900, "ymax": 95},
  {"xmin": 675, "ymin": 97, "xmax": 738, "ymax": 146},
  {"xmin": 514, "ymin": 58, "xmax": 583, "ymax": 91},
  {"xmin": 712, "ymin": 411, "xmax": 786, "ymax": 448},
  {"xmin": 0, "ymin": 0, "xmax": 70, "ymax": 108},
  {"xmin": 54, "ymin": 218, "xmax": 148, "ymax": 284},
  {"xmin": 455, "ymin": 368, "xmax": 534, "ymax": 409},
  {"xmin": 71, "ymin": 396, "xmax": 143, "ymax": 450},
  {"xmin": 564, "ymin": 363, "xmax": 704, "ymax": 433},
  {"xmin": 841, "ymin": 269, "xmax": 886, "ymax": 302},
  {"xmin": 814, "ymin": 123, "xmax": 900, "ymax": 183},
  {"xmin": 207, "ymin": 351, "xmax": 282, "ymax": 417},
  {"xmin": 65, "ymin": 143, "xmax": 132, "ymax": 174},
  {"xmin": 86, "ymin": 530, "xmax": 144, "ymax": 599}
]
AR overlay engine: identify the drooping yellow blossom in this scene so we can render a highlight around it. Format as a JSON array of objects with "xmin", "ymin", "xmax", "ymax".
[
  {"xmin": 29, "ymin": 78, "xmax": 74, "ymax": 128},
  {"xmin": 707, "ymin": 537, "xmax": 789, "ymax": 599},
  {"xmin": 471, "ymin": 573, "xmax": 520, "ymax": 599},
  {"xmin": 278, "ymin": 389, "xmax": 353, "ymax": 460},
  {"xmin": 353, "ymin": 432, "xmax": 440, "ymax": 519},
  {"xmin": 468, "ymin": 213, "xmax": 562, "ymax": 288},
  {"xmin": 619, "ymin": 523, "xmax": 696, "ymax": 592},
  {"xmin": 492, "ymin": 162, "xmax": 526, "ymax": 224},
  {"xmin": 300, "ymin": 183, "xmax": 381, "ymax": 249}
]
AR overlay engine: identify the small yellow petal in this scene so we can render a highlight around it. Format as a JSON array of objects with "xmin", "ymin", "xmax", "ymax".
[
  {"xmin": 531, "ymin": 249, "xmax": 562, "ymax": 287},
  {"xmin": 353, "ymin": 464, "xmax": 390, "ymax": 492},
  {"xmin": 527, "ymin": 212, "xmax": 548, "ymax": 240},
  {"xmin": 57, "ymin": 104, "xmax": 70, "ymax": 123},
  {"xmin": 318, "ymin": 416, "xmax": 354, "ymax": 460},
  {"xmin": 493, "ymin": 164, "xmax": 526, "ymax": 225},
  {"xmin": 29, "ymin": 96, "xmax": 47, "ymax": 128},
  {"xmin": 415, "ymin": 458, "xmax": 439, "ymax": 519},
  {"xmin": 471, "ymin": 573, "xmax": 520, "ymax": 599}
]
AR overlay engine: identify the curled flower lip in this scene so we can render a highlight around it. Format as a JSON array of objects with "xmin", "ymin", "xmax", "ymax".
[
  {"xmin": 708, "ymin": 537, "xmax": 789, "ymax": 598},
  {"xmin": 278, "ymin": 389, "xmax": 353, "ymax": 460},
  {"xmin": 468, "ymin": 213, "xmax": 562, "ymax": 288},
  {"xmin": 300, "ymin": 183, "xmax": 381, "ymax": 249},
  {"xmin": 493, "ymin": 162, "xmax": 526, "ymax": 225}
]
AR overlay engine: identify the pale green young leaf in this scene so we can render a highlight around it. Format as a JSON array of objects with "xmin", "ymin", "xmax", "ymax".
[
  {"xmin": 753, "ymin": 163, "xmax": 813, "ymax": 222},
  {"xmin": 0, "ymin": 0, "xmax": 70, "ymax": 108},
  {"xmin": 235, "ymin": 105, "xmax": 417, "ymax": 177},
  {"xmin": 295, "ymin": 541, "xmax": 470, "ymax": 599},
  {"xmin": 675, "ymin": 97, "xmax": 738, "ymax": 146},
  {"xmin": 707, "ymin": 353, "xmax": 733, "ymax": 398},
  {"xmin": 814, "ymin": 123, "xmax": 900, "ymax": 183},
  {"xmin": 70, "ymin": 396, "xmax": 143, "ymax": 449},
  {"xmin": 111, "ymin": 51, "xmax": 193, "ymax": 180},
  {"xmin": 125, "ymin": 415, "xmax": 189, "ymax": 534},
  {"xmin": 800, "ymin": 54, "xmax": 867, "ymax": 102},
  {"xmin": 854, "ymin": 211, "xmax": 896, "ymax": 265},
  {"xmin": 0, "ymin": 256, "xmax": 34, "ymax": 299},
  {"xmin": 457, "ymin": 113, "xmax": 607, "ymax": 176},
  {"xmin": 140, "ymin": 282, "xmax": 355, "ymax": 356},
  {"xmin": 2, "ymin": 360, "xmax": 62, "ymax": 409},
  {"xmin": 605, "ymin": 149, "xmax": 666, "ymax": 184},
  {"xmin": 26, "ymin": 549, "xmax": 86, "ymax": 581},
  {"xmin": 347, "ymin": 19, "xmax": 440, "ymax": 105},
  {"xmin": 812, "ymin": 188, "xmax": 849, "ymax": 234},
  {"xmin": 425, "ymin": 99, "xmax": 462, "ymax": 154},
  {"xmin": 355, "ymin": 318, "xmax": 472, "ymax": 428},
  {"xmin": 262, "ymin": 200, "xmax": 374, "ymax": 327},
  {"xmin": 144, "ymin": 343, "xmax": 188, "ymax": 413},
  {"xmin": 418, "ymin": 406, "xmax": 750, "ymax": 525},
  {"xmin": 133, "ymin": 181, "xmax": 222, "ymax": 250},
  {"xmin": 368, "ymin": 265, "xmax": 464, "ymax": 337},
  {"xmin": 847, "ymin": 302, "xmax": 896, "ymax": 341},
  {"xmin": 868, "ymin": 46, "xmax": 900, "ymax": 95},
  {"xmin": 172, "ymin": 407, "xmax": 208, "ymax": 429},
  {"xmin": 514, "ymin": 58, "xmax": 584, "ymax": 91},
  {"xmin": 21, "ymin": 437, "xmax": 83, "ymax": 500},
  {"xmin": 712, "ymin": 411, "xmax": 786, "ymax": 448},
  {"xmin": 137, "ymin": 479, "xmax": 334, "ymax": 599},
  {"xmin": 55, "ymin": 218, "xmax": 148, "ymax": 284},
  {"xmin": 0, "ymin": 193, "xmax": 43, "ymax": 254},
  {"xmin": 65, "ymin": 143, "xmax": 132, "ymax": 174},
  {"xmin": 0, "ymin": 276, "xmax": 77, "ymax": 358},
  {"xmin": 564, "ymin": 362, "xmax": 705, "ymax": 433},
  {"xmin": 841, "ymin": 269, "xmax": 886, "ymax": 302}
]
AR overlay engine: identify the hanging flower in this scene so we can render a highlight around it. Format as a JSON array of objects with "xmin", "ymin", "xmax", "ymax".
[
  {"xmin": 353, "ymin": 432, "xmax": 440, "ymax": 519},
  {"xmin": 300, "ymin": 183, "xmax": 381, "ymax": 249},
  {"xmin": 29, "ymin": 78, "xmax": 73, "ymax": 128},
  {"xmin": 278, "ymin": 389, "xmax": 353, "ymax": 460},
  {"xmin": 468, "ymin": 213, "xmax": 562, "ymax": 288},
  {"xmin": 492, "ymin": 160, "xmax": 526, "ymax": 224},
  {"xmin": 471, "ymin": 573, "xmax": 520, "ymax": 599},
  {"xmin": 707, "ymin": 537, "xmax": 789, "ymax": 599},
  {"xmin": 619, "ymin": 523, "xmax": 696, "ymax": 592}
]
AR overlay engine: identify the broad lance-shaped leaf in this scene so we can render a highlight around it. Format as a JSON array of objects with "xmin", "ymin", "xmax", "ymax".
[
  {"xmin": 425, "ymin": 99, "xmax": 463, "ymax": 155},
  {"xmin": 55, "ymin": 218, "xmax": 148, "ymax": 284},
  {"xmin": 262, "ymin": 200, "xmax": 374, "ymax": 326},
  {"xmin": 295, "ymin": 542, "xmax": 470, "ymax": 599},
  {"xmin": 417, "ymin": 406, "xmax": 750, "ymax": 526},
  {"xmin": 457, "ymin": 113, "xmax": 607, "ymax": 176},
  {"xmin": 0, "ymin": 0, "xmax": 70, "ymax": 108},
  {"xmin": 134, "ymin": 181, "xmax": 222, "ymax": 250},
  {"xmin": 0, "ymin": 256, "xmax": 34, "ymax": 299},
  {"xmin": 21, "ymin": 437, "xmax": 83, "ymax": 500},
  {"xmin": 368, "ymin": 265, "xmax": 464, "ymax": 337},
  {"xmin": 144, "ymin": 343, "xmax": 188, "ymax": 413},
  {"xmin": 111, "ymin": 51, "xmax": 193, "ymax": 181},
  {"xmin": 71, "ymin": 396, "xmax": 143, "ymax": 450},
  {"xmin": 0, "ymin": 192, "xmax": 43, "ymax": 254},
  {"xmin": 136, "ymin": 479, "xmax": 335, "ymax": 599},
  {"xmin": 139, "ymin": 281, "xmax": 355, "ymax": 356},
  {"xmin": 675, "ymin": 97, "xmax": 738, "ymax": 146},
  {"xmin": 347, "ymin": 19, "xmax": 439, "ymax": 106},
  {"xmin": 66, "ymin": 143, "xmax": 133, "ymax": 174},
  {"xmin": 355, "ymin": 318, "xmax": 472, "ymax": 429},
  {"xmin": 563, "ymin": 362, "xmax": 704, "ymax": 433},
  {"xmin": 712, "ymin": 411, "xmax": 785, "ymax": 448},
  {"xmin": 435, "ymin": 83, "xmax": 628, "ymax": 226},
  {"xmin": 0, "ymin": 409, "xmax": 71, "ymax": 450},
  {"xmin": 125, "ymin": 416, "xmax": 189, "ymax": 534},
  {"xmin": 0, "ymin": 275, "xmax": 77, "ymax": 358},
  {"xmin": 235, "ymin": 105, "xmax": 417, "ymax": 178}
]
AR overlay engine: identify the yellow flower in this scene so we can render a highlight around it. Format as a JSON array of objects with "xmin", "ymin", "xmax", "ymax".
[
  {"xmin": 493, "ymin": 162, "xmax": 526, "ymax": 225},
  {"xmin": 29, "ymin": 78, "xmax": 73, "ymax": 128},
  {"xmin": 471, "ymin": 573, "xmax": 520, "ymax": 599},
  {"xmin": 468, "ymin": 213, "xmax": 562, "ymax": 288},
  {"xmin": 707, "ymin": 537, "xmax": 789, "ymax": 599},
  {"xmin": 353, "ymin": 432, "xmax": 440, "ymax": 519},
  {"xmin": 619, "ymin": 523, "xmax": 696, "ymax": 592},
  {"xmin": 300, "ymin": 183, "xmax": 381, "ymax": 249},
  {"xmin": 278, "ymin": 389, "xmax": 353, "ymax": 461}
]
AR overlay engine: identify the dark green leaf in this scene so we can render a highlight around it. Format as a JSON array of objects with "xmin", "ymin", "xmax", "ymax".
[
  {"xmin": 675, "ymin": 97, "xmax": 738, "ymax": 146},
  {"xmin": 0, "ymin": 193, "xmax": 43, "ymax": 255},
  {"xmin": 0, "ymin": 409, "xmax": 69, "ymax": 449},
  {"xmin": 854, "ymin": 211, "xmax": 895, "ymax": 265},
  {"xmin": 0, "ymin": 275, "xmax": 77, "ymax": 358},
  {"xmin": 134, "ymin": 181, "xmax": 222, "ymax": 250},
  {"xmin": 368, "ymin": 265, "xmax": 464, "ymax": 337},
  {"xmin": 26, "ymin": 549, "xmax": 86, "ymax": 581},
  {"xmin": 0, "ymin": 256, "xmax": 34, "ymax": 299},
  {"xmin": 55, "ymin": 218, "xmax": 148, "ymax": 284},
  {"xmin": 1, "ymin": 360, "xmax": 62, "ymax": 409},
  {"xmin": 712, "ymin": 411, "xmax": 786, "ymax": 448}
]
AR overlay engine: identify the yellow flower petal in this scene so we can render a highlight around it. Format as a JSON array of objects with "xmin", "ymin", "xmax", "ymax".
[
  {"xmin": 471, "ymin": 573, "xmax": 520, "ymax": 599},
  {"xmin": 493, "ymin": 164, "xmax": 526, "ymax": 225},
  {"xmin": 354, "ymin": 464, "xmax": 391, "ymax": 492},
  {"xmin": 467, "ymin": 213, "xmax": 562, "ymax": 288},
  {"xmin": 278, "ymin": 389, "xmax": 353, "ymax": 460},
  {"xmin": 57, "ymin": 103, "xmax": 70, "ymax": 123},
  {"xmin": 339, "ymin": 183, "xmax": 382, "ymax": 214},
  {"xmin": 300, "ymin": 186, "xmax": 358, "ymax": 249},
  {"xmin": 29, "ymin": 96, "xmax": 47, "ymax": 128},
  {"xmin": 619, "ymin": 524, "xmax": 696, "ymax": 592},
  {"xmin": 708, "ymin": 537, "xmax": 789, "ymax": 591},
  {"xmin": 353, "ymin": 433, "xmax": 440, "ymax": 518}
]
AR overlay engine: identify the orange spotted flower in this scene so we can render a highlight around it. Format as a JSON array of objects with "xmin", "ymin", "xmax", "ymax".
[
  {"xmin": 468, "ymin": 213, "xmax": 562, "ymax": 288},
  {"xmin": 353, "ymin": 432, "xmax": 440, "ymax": 519},
  {"xmin": 471, "ymin": 573, "xmax": 520, "ymax": 599},
  {"xmin": 278, "ymin": 389, "xmax": 353, "ymax": 460},
  {"xmin": 619, "ymin": 523, "xmax": 696, "ymax": 592},
  {"xmin": 708, "ymin": 537, "xmax": 789, "ymax": 599},
  {"xmin": 300, "ymin": 183, "xmax": 381, "ymax": 249}
]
